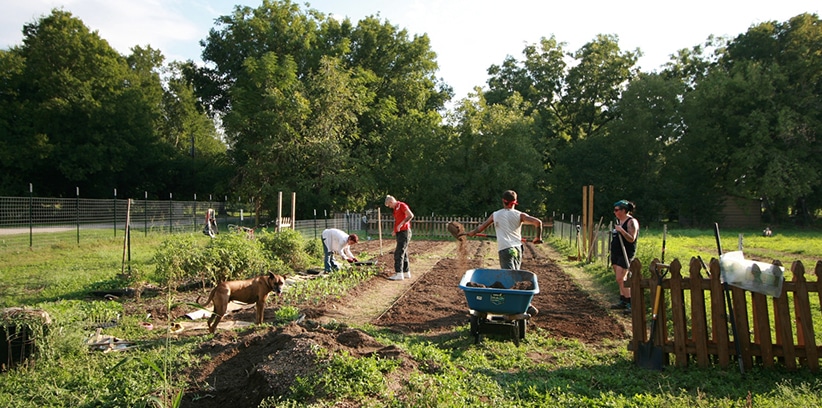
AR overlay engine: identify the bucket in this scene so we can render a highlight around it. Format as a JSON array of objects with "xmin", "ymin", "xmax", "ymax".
[{"xmin": 719, "ymin": 251, "xmax": 784, "ymax": 297}]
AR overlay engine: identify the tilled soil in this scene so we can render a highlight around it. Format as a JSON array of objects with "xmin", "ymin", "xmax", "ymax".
[{"xmin": 174, "ymin": 239, "xmax": 627, "ymax": 407}]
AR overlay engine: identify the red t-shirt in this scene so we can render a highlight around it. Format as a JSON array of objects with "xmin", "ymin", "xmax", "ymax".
[{"xmin": 393, "ymin": 201, "xmax": 411, "ymax": 232}]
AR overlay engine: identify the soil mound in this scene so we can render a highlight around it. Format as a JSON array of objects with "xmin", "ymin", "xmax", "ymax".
[{"xmin": 182, "ymin": 322, "xmax": 415, "ymax": 407}]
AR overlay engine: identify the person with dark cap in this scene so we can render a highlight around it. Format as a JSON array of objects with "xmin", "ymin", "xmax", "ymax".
[
  {"xmin": 610, "ymin": 199, "xmax": 638, "ymax": 314},
  {"xmin": 469, "ymin": 190, "xmax": 543, "ymax": 316},
  {"xmin": 468, "ymin": 190, "xmax": 543, "ymax": 270},
  {"xmin": 321, "ymin": 228, "xmax": 359, "ymax": 273}
]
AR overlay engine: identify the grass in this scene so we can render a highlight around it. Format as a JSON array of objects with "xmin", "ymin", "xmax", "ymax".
[{"xmin": 2, "ymin": 228, "xmax": 822, "ymax": 407}]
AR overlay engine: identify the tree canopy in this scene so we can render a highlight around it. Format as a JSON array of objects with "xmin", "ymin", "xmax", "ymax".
[
  {"xmin": 2, "ymin": 5, "xmax": 821, "ymax": 227},
  {"xmin": 0, "ymin": 9, "xmax": 226, "ymax": 199}
]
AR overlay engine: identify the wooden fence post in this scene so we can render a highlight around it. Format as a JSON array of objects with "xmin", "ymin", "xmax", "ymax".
[
  {"xmin": 731, "ymin": 284, "xmax": 752, "ymax": 371},
  {"xmin": 668, "ymin": 259, "xmax": 687, "ymax": 367},
  {"xmin": 773, "ymin": 260, "xmax": 796, "ymax": 370},
  {"xmin": 792, "ymin": 261, "xmax": 818, "ymax": 371},
  {"xmin": 685, "ymin": 257, "xmax": 708, "ymax": 367},
  {"xmin": 709, "ymin": 259, "xmax": 730, "ymax": 368},
  {"xmin": 627, "ymin": 257, "xmax": 646, "ymax": 358}
]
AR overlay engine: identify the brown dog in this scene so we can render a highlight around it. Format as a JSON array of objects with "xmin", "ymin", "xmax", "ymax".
[{"xmin": 198, "ymin": 272, "xmax": 286, "ymax": 333}]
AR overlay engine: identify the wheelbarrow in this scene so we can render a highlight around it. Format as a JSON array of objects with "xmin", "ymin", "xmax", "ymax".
[{"xmin": 458, "ymin": 268, "xmax": 539, "ymax": 346}]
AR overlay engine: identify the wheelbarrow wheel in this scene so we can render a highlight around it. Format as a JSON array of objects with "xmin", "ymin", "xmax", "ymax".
[
  {"xmin": 511, "ymin": 323, "xmax": 520, "ymax": 346},
  {"xmin": 517, "ymin": 319, "xmax": 526, "ymax": 339},
  {"xmin": 469, "ymin": 314, "xmax": 481, "ymax": 344}
]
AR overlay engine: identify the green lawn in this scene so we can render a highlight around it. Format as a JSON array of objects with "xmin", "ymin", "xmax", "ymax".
[{"xmin": 1, "ymin": 228, "xmax": 821, "ymax": 407}]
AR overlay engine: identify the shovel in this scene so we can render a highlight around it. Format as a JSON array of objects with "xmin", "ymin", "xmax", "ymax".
[
  {"xmin": 446, "ymin": 221, "xmax": 499, "ymax": 239},
  {"xmin": 446, "ymin": 221, "xmax": 471, "ymax": 241},
  {"xmin": 638, "ymin": 264, "xmax": 668, "ymax": 370},
  {"xmin": 446, "ymin": 221, "xmax": 529, "ymax": 242}
]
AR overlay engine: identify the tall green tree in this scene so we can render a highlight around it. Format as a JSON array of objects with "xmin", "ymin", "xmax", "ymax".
[
  {"xmin": 549, "ymin": 73, "xmax": 685, "ymax": 223},
  {"xmin": 222, "ymin": 52, "xmax": 308, "ymax": 217},
  {"xmin": 0, "ymin": 49, "xmax": 32, "ymax": 194},
  {"xmin": 0, "ymin": 9, "xmax": 225, "ymax": 199},
  {"xmin": 192, "ymin": 0, "xmax": 448, "ymax": 216},
  {"xmin": 484, "ymin": 35, "xmax": 639, "ymax": 215},
  {"xmin": 294, "ymin": 56, "xmax": 370, "ymax": 211},
  {"xmin": 447, "ymin": 92, "xmax": 543, "ymax": 216},
  {"xmin": 0, "ymin": 9, "xmax": 164, "ymax": 197},
  {"xmin": 675, "ymin": 13, "xmax": 822, "ymax": 225}
]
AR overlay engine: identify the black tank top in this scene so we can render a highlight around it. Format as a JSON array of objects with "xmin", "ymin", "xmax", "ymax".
[{"xmin": 611, "ymin": 217, "xmax": 637, "ymax": 259}]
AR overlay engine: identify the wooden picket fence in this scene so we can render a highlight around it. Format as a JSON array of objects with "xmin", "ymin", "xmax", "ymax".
[
  {"xmin": 370, "ymin": 216, "xmax": 548, "ymax": 240},
  {"xmin": 627, "ymin": 257, "xmax": 822, "ymax": 371}
]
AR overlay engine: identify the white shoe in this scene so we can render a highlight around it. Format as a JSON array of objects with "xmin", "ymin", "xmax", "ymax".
[
  {"xmin": 404, "ymin": 271, "xmax": 411, "ymax": 279},
  {"xmin": 388, "ymin": 273, "xmax": 404, "ymax": 281}
]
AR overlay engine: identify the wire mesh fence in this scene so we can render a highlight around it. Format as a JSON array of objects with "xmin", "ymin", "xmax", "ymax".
[
  {"xmin": 2, "ymin": 193, "xmax": 558, "ymax": 251},
  {"xmin": 0, "ymin": 196, "xmax": 244, "ymax": 250}
]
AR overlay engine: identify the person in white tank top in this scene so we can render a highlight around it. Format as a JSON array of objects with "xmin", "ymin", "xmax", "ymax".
[{"xmin": 468, "ymin": 190, "xmax": 543, "ymax": 270}]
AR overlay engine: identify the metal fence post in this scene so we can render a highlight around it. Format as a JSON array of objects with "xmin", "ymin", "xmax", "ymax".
[
  {"xmin": 29, "ymin": 183, "xmax": 33, "ymax": 249},
  {"xmin": 114, "ymin": 188, "xmax": 117, "ymax": 237},
  {"xmin": 76, "ymin": 187, "xmax": 80, "ymax": 244},
  {"xmin": 144, "ymin": 191, "xmax": 148, "ymax": 237},
  {"xmin": 169, "ymin": 193, "xmax": 173, "ymax": 233}
]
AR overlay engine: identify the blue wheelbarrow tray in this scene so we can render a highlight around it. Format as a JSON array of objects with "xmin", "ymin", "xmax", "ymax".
[
  {"xmin": 459, "ymin": 268, "xmax": 539, "ymax": 315},
  {"xmin": 459, "ymin": 268, "xmax": 539, "ymax": 345}
]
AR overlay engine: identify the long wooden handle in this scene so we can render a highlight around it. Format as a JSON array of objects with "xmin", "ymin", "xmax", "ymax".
[{"xmin": 652, "ymin": 282, "xmax": 662, "ymax": 319}]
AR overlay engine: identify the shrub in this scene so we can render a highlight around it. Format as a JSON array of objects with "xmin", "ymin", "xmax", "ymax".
[
  {"xmin": 257, "ymin": 229, "xmax": 316, "ymax": 271},
  {"xmin": 203, "ymin": 233, "xmax": 270, "ymax": 283},
  {"xmin": 153, "ymin": 233, "xmax": 272, "ymax": 288},
  {"xmin": 304, "ymin": 238, "xmax": 324, "ymax": 259},
  {"xmin": 152, "ymin": 235, "xmax": 205, "ymax": 286}
]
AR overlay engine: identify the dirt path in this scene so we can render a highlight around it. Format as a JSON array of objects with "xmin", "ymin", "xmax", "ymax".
[
  {"xmin": 307, "ymin": 238, "xmax": 628, "ymax": 342},
  {"xmin": 315, "ymin": 240, "xmax": 455, "ymax": 326}
]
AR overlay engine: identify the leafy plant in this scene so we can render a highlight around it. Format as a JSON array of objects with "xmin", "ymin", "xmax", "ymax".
[
  {"xmin": 273, "ymin": 305, "xmax": 302, "ymax": 324},
  {"xmin": 257, "ymin": 229, "xmax": 317, "ymax": 271},
  {"xmin": 281, "ymin": 265, "xmax": 379, "ymax": 305},
  {"xmin": 303, "ymin": 237, "xmax": 324, "ymax": 259},
  {"xmin": 202, "ymin": 232, "xmax": 270, "ymax": 283},
  {"xmin": 152, "ymin": 235, "xmax": 206, "ymax": 287}
]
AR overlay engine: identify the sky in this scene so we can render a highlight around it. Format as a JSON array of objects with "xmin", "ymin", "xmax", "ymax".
[{"xmin": 2, "ymin": 0, "xmax": 820, "ymax": 101}]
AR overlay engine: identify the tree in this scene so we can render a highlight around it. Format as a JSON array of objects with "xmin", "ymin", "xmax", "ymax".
[
  {"xmin": 676, "ymin": 13, "xmax": 822, "ymax": 225},
  {"xmin": 0, "ymin": 9, "xmax": 225, "ymax": 199},
  {"xmin": 2, "ymin": 9, "xmax": 163, "ymax": 197},
  {"xmin": 0, "ymin": 49, "xmax": 34, "ymax": 194},
  {"xmin": 446, "ymin": 92, "xmax": 544, "ymax": 216},
  {"xmin": 293, "ymin": 56, "xmax": 370, "ymax": 211},
  {"xmin": 222, "ymin": 52, "xmax": 308, "ymax": 218},
  {"xmin": 192, "ymin": 0, "xmax": 448, "ymax": 216},
  {"xmin": 484, "ymin": 34, "xmax": 640, "ymax": 216}
]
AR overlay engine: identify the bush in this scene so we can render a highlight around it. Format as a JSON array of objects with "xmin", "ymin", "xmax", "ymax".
[
  {"xmin": 257, "ymin": 229, "xmax": 316, "ymax": 271},
  {"xmin": 152, "ymin": 235, "xmax": 205, "ymax": 286},
  {"xmin": 304, "ymin": 238, "xmax": 324, "ymax": 259},
  {"xmin": 153, "ymin": 233, "xmax": 273, "ymax": 288},
  {"xmin": 203, "ymin": 233, "xmax": 270, "ymax": 283}
]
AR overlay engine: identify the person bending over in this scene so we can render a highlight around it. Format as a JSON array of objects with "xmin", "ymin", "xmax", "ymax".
[{"xmin": 321, "ymin": 228, "xmax": 359, "ymax": 273}]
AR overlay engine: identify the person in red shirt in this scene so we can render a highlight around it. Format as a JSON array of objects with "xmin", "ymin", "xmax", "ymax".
[{"xmin": 385, "ymin": 195, "xmax": 414, "ymax": 281}]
